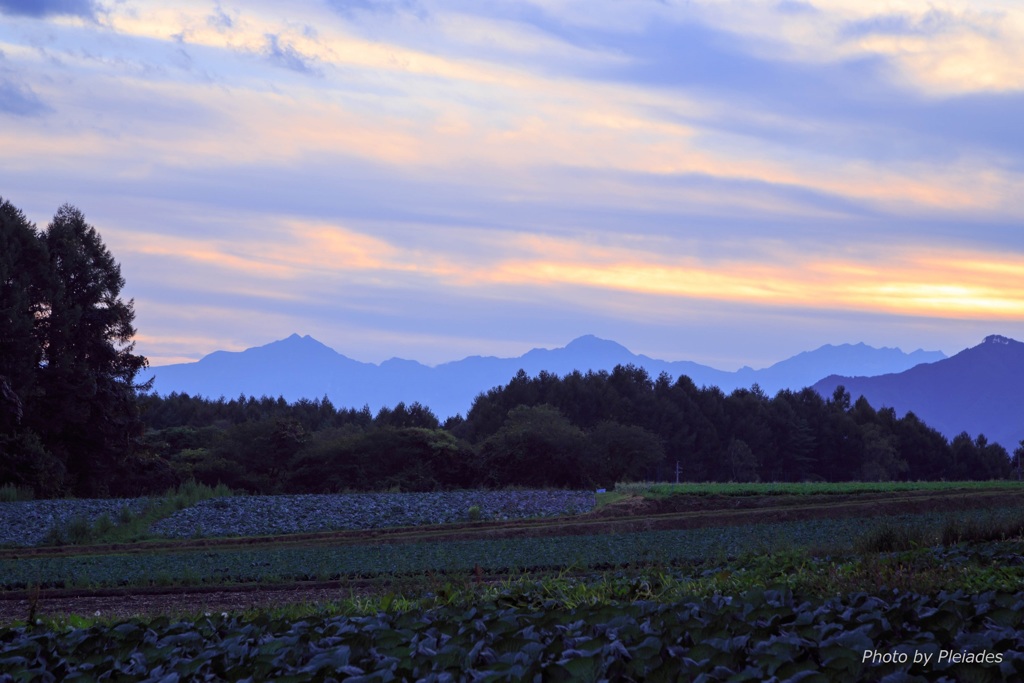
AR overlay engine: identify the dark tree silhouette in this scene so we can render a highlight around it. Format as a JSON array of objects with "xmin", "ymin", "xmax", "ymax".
[{"xmin": 0, "ymin": 200, "xmax": 149, "ymax": 496}]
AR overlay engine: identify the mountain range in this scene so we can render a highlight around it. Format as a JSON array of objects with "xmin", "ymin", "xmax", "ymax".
[
  {"xmin": 143, "ymin": 333, "xmax": 946, "ymax": 418},
  {"xmin": 813, "ymin": 334, "xmax": 1024, "ymax": 450}
]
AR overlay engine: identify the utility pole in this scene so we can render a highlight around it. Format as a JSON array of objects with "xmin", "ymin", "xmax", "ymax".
[{"xmin": 675, "ymin": 460, "xmax": 680, "ymax": 484}]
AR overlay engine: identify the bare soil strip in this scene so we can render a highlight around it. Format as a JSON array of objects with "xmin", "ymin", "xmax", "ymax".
[{"xmin": 0, "ymin": 584, "xmax": 359, "ymax": 623}]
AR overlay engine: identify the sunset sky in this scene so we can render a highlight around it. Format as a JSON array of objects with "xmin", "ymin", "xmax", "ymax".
[{"xmin": 2, "ymin": 0, "xmax": 1023, "ymax": 370}]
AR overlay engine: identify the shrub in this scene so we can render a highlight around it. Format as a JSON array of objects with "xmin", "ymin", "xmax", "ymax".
[
  {"xmin": 93, "ymin": 513, "xmax": 114, "ymax": 536},
  {"xmin": 855, "ymin": 523, "xmax": 923, "ymax": 553},
  {"xmin": 45, "ymin": 514, "xmax": 96, "ymax": 546},
  {"xmin": 0, "ymin": 483, "xmax": 34, "ymax": 502},
  {"xmin": 117, "ymin": 505, "xmax": 135, "ymax": 525}
]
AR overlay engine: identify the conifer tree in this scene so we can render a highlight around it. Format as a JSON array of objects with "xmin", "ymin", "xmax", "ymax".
[{"xmin": 0, "ymin": 199, "xmax": 149, "ymax": 496}]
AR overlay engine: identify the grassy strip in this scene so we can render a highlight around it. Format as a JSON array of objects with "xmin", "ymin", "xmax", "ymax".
[
  {"xmin": 42, "ymin": 481, "xmax": 233, "ymax": 546},
  {"xmin": 614, "ymin": 479, "xmax": 1022, "ymax": 499}
]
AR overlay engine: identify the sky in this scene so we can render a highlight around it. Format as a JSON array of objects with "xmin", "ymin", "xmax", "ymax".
[{"xmin": 2, "ymin": 0, "xmax": 1023, "ymax": 370}]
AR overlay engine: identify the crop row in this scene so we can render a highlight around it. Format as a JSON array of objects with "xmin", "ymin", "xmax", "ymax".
[
  {"xmin": 2, "ymin": 589, "xmax": 1023, "ymax": 681},
  {"xmin": 0, "ymin": 489, "xmax": 597, "ymax": 548},
  {"xmin": 150, "ymin": 489, "xmax": 597, "ymax": 540},
  {"xmin": 4, "ymin": 508, "xmax": 1022, "ymax": 591}
]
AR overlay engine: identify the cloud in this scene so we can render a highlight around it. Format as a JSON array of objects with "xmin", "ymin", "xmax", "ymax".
[
  {"xmin": 107, "ymin": 198, "xmax": 1024, "ymax": 370},
  {"xmin": 0, "ymin": 78, "xmax": 50, "ymax": 116},
  {"xmin": 327, "ymin": 0, "xmax": 424, "ymax": 18},
  {"xmin": 3, "ymin": 0, "xmax": 1024, "ymax": 370},
  {"xmin": 262, "ymin": 33, "xmax": 320, "ymax": 74},
  {"xmin": 207, "ymin": 4, "xmax": 233, "ymax": 31},
  {"xmin": 841, "ymin": 9, "xmax": 983, "ymax": 39},
  {"xmin": 0, "ymin": 0, "xmax": 96, "ymax": 19},
  {"xmin": 775, "ymin": 1, "xmax": 818, "ymax": 16},
  {"xmin": 107, "ymin": 199, "xmax": 1024, "ymax": 327}
]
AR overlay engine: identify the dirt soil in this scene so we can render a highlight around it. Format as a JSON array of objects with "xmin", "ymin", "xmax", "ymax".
[{"xmin": 0, "ymin": 584, "xmax": 357, "ymax": 623}]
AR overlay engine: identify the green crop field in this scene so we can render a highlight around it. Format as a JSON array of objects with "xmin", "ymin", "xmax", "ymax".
[
  {"xmin": 612, "ymin": 479, "xmax": 1023, "ymax": 498},
  {"xmin": 4, "ymin": 587, "xmax": 1024, "ymax": 682},
  {"xmin": 3, "ymin": 481, "xmax": 1024, "ymax": 681},
  {"xmin": 4, "ymin": 506, "xmax": 1024, "ymax": 592}
]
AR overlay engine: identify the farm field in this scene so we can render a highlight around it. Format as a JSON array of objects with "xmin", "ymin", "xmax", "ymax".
[{"xmin": 2, "ymin": 481, "xmax": 1024, "ymax": 680}]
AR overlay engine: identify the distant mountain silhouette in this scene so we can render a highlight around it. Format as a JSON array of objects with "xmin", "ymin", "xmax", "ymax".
[
  {"xmin": 813, "ymin": 335, "xmax": 1024, "ymax": 449},
  {"xmin": 143, "ymin": 333, "xmax": 945, "ymax": 419}
]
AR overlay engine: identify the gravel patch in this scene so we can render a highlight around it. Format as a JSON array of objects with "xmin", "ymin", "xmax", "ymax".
[
  {"xmin": 150, "ymin": 490, "xmax": 597, "ymax": 539},
  {"xmin": 0, "ymin": 498, "xmax": 151, "ymax": 548}
]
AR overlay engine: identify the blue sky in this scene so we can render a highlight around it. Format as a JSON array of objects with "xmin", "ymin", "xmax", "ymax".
[{"xmin": 2, "ymin": 0, "xmax": 1022, "ymax": 369}]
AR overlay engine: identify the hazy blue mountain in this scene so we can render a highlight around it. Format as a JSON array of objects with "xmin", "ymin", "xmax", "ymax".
[
  {"xmin": 143, "ymin": 333, "xmax": 946, "ymax": 419},
  {"xmin": 813, "ymin": 334, "xmax": 1024, "ymax": 449},
  {"xmin": 735, "ymin": 342, "xmax": 947, "ymax": 394}
]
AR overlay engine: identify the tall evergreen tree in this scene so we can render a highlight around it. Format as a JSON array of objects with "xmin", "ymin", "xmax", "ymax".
[
  {"xmin": 0, "ymin": 198, "xmax": 67, "ymax": 494},
  {"xmin": 0, "ymin": 200, "xmax": 149, "ymax": 496},
  {"xmin": 0, "ymin": 198, "xmax": 48, "ymax": 419},
  {"xmin": 33, "ymin": 204, "xmax": 150, "ymax": 494}
]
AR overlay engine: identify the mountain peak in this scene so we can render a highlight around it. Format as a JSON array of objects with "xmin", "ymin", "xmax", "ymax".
[
  {"xmin": 272, "ymin": 333, "xmax": 325, "ymax": 346},
  {"xmin": 983, "ymin": 334, "xmax": 1016, "ymax": 345},
  {"xmin": 564, "ymin": 334, "xmax": 626, "ymax": 351},
  {"xmin": 814, "ymin": 334, "xmax": 1024, "ymax": 448},
  {"xmin": 254, "ymin": 334, "xmax": 343, "ymax": 359}
]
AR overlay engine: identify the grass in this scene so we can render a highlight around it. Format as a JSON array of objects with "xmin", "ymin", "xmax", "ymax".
[
  {"xmin": 613, "ymin": 479, "xmax": 1022, "ymax": 499},
  {"xmin": 594, "ymin": 489, "xmax": 631, "ymax": 508},
  {"xmin": 853, "ymin": 507, "xmax": 1024, "ymax": 554},
  {"xmin": 42, "ymin": 481, "xmax": 233, "ymax": 546}
]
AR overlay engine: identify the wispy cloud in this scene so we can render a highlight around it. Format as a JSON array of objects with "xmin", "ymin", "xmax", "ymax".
[
  {"xmin": 1, "ymin": 0, "xmax": 1022, "ymax": 368},
  {"xmin": 112, "ymin": 211, "xmax": 1024, "ymax": 321},
  {"xmin": 0, "ymin": 0, "xmax": 97, "ymax": 19},
  {"xmin": 263, "ymin": 33, "xmax": 320, "ymax": 74},
  {"xmin": 0, "ymin": 77, "xmax": 50, "ymax": 116}
]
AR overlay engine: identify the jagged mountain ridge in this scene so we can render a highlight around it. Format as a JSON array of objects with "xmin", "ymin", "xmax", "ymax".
[
  {"xmin": 813, "ymin": 335, "xmax": 1024, "ymax": 450},
  {"xmin": 143, "ymin": 333, "xmax": 946, "ymax": 420}
]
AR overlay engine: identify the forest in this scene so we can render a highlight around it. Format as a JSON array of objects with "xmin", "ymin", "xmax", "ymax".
[
  {"xmin": 131, "ymin": 368, "xmax": 1017, "ymax": 497},
  {"xmin": 1, "ymin": 196, "xmax": 1019, "ymax": 498}
]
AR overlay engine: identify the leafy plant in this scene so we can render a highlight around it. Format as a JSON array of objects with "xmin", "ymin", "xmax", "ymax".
[{"xmin": 3, "ymin": 589, "xmax": 1023, "ymax": 681}]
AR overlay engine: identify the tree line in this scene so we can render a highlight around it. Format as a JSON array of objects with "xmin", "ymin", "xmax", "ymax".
[
  {"xmin": 131, "ymin": 366, "xmax": 1019, "ymax": 496},
  {"xmin": 2, "ymin": 197, "xmax": 1020, "ymax": 498}
]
